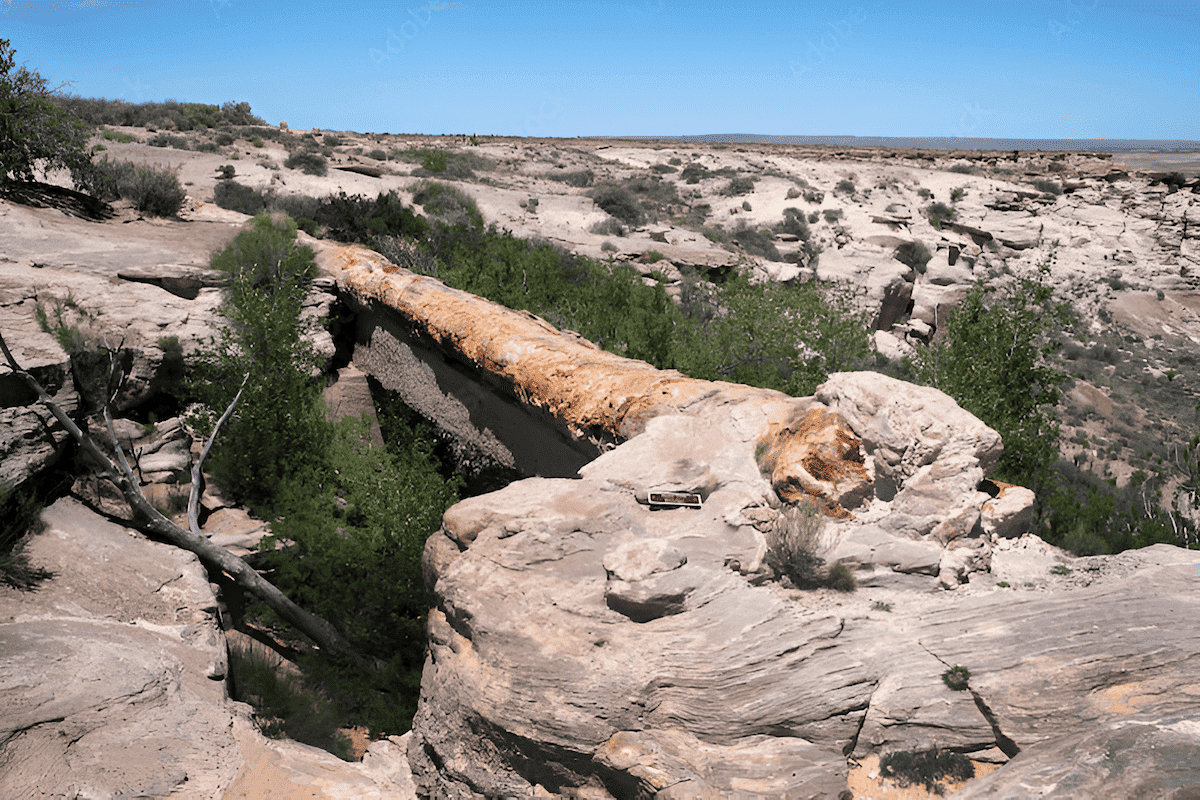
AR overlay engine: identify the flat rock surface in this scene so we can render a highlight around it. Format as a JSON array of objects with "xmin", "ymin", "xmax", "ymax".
[{"xmin": 0, "ymin": 498, "xmax": 417, "ymax": 799}]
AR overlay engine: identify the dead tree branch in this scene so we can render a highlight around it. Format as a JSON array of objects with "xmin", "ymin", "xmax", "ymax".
[{"xmin": 0, "ymin": 332, "xmax": 365, "ymax": 665}]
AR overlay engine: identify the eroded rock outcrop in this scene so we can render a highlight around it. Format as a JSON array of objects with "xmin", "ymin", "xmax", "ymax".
[{"xmin": 321, "ymin": 253, "xmax": 1200, "ymax": 798}]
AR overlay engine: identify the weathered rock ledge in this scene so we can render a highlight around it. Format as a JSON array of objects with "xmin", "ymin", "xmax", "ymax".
[{"xmin": 321, "ymin": 247, "xmax": 1200, "ymax": 798}]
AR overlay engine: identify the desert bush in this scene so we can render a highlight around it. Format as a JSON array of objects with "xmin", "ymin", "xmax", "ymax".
[
  {"xmin": 823, "ymin": 208, "xmax": 843, "ymax": 223},
  {"xmin": 216, "ymin": 164, "xmax": 235, "ymax": 180},
  {"xmin": 827, "ymin": 563, "xmax": 856, "ymax": 592},
  {"xmin": 879, "ymin": 748, "xmax": 975, "ymax": 794},
  {"xmin": 807, "ymin": 211, "xmax": 818, "ymax": 223},
  {"xmin": 228, "ymin": 641, "xmax": 352, "ymax": 759},
  {"xmin": 894, "ymin": 240, "xmax": 932, "ymax": 272},
  {"xmin": 545, "ymin": 168, "xmax": 594, "ymax": 187},
  {"xmin": 802, "ymin": 189, "xmax": 823, "ymax": 204},
  {"xmin": 412, "ymin": 181, "xmax": 483, "ymax": 229},
  {"xmin": 0, "ymin": 483, "xmax": 53, "ymax": 590},
  {"xmin": 729, "ymin": 223, "xmax": 781, "ymax": 261},
  {"xmin": 100, "ymin": 127, "xmax": 135, "ymax": 143},
  {"xmin": 949, "ymin": 163, "xmax": 978, "ymax": 174},
  {"xmin": 146, "ymin": 132, "xmax": 191, "ymax": 149},
  {"xmin": 53, "ymin": 96, "xmax": 262, "ymax": 129},
  {"xmin": 764, "ymin": 503, "xmax": 826, "ymax": 588},
  {"xmin": 786, "ymin": 186, "xmax": 801, "ymax": 199},
  {"xmin": 589, "ymin": 217, "xmax": 627, "ymax": 237},
  {"xmin": 366, "ymin": 148, "xmax": 387, "ymax": 161},
  {"xmin": 674, "ymin": 273, "xmax": 871, "ymax": 396},
  {"xmin": 917, "ymin": 187, "xmax": 932, "ymax": 199},
  {"xmin": 214, "ymin": 180, "xmax": 272, "ymax": 215},
  {"xmin": 925, "ymin": 201, "xmax": 956, "ymax": 228},
  {"xmin": 721, "ymin": 176, "xmax": 756, "ymax": 196},
  {"xmin": 835, "ymin": 179, "xmax": 855, "ymax": 194},
  {"xmin": 252, "ymin": 137, "xmax": 264, "ymax": 147},
  {"xmin": 322, "ymin": 134, "xmax": 343, "ymax": 147},
  {"xmin": 588, "ymin": 183, "xmax": 643, "ymax": 226},
  {"xmin": 215, "ymin": 131, "xmax": 235, "ymax": 146},
  {"xmin": 1031, "ymin": 178, "xmax": 1062, "ymax": 196},
  {"xmin": 93, "ymin": 158, "xmax": 186, "ymax": 216},
  {"xmin": 680, "ymin": 162, "xmax": 710, "ymax": 183},
  {"xmin": 600, "ymin": 240, "xmax": 618, "ymax": 252},
  {"xmin": 950, "ymin": 187, "xmax": 966, "ymax": 202},
  {"xmin": 941, "ymin": 665, "xmax": 971, "ymax": 690},
  {"xmin": 741, "ymin": 200, "xmax": 752, "ymax": 211},
  {"xmin": 284, "ymin": 151, "xmax": 328, "ymax": 176},
  {"xmin": 650, "ymin": 163, "xmax": 676, "ymax": 174}
]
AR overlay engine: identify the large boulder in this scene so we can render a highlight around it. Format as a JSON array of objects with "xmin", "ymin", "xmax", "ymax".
[{"xmin": 406, "ymin": 371, "xmax": 1050, "ymax": 798}]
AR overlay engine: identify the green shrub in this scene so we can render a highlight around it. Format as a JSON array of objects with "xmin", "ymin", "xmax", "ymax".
[
  {"xmin": 284, "ymin": 151, "xmax": 328, "ymax": 176},
  {"xmin": 879, "ymin": 748, "xmax": 974, "ymax": 794},
  {"xmin": 835, "ymin": 179, "xmax": 855, "ymax": 194},
  {"xmin": 894, "ymin": 240, "xmax": 932, "ymax": 272},
  {"xmin": 0, "ymin": 484, "xmax": 53, "ymax": 590},
  {"xmin": 650, "ymin": 163, "xmax": 676, "ymax": 174},
  {"xmin": 322, "ymin": 134, "xmax": 343, "ymax": 147},
  {"xmin": 680, "ymin": 163, "xmax": 710, "ymax": 183},
  {"xmin": 216, "ymin": 164, "xmax": 235, "ymax": 180},
  {"xmin": 100, "ymin": 127, "xmax": 135, "ymax": 143},
  {"xmin": 823, "ymin": 208, "xmax": 843, "ymax": 223},
  {"xmin": 366, "ymin": 148, "xmax": 387, "ymax": 161},
  {"xmin": 228, "ymin": 641, "xmax": 352, "ymax": 759},
  {"xmin": 252, "ymin": 136, "xmax": 264, "ymax": 147},
  {"xmin": 827, "ymin": 563, "xmax": 856, "ymax": 592},
  {"xmin": 802, "ymin": 189, "xmax": 823, "ymax": 204},
  {"xmin": 589, "ymin": 217, "xmax": 627, "ymax": 237},
  {"xmin": 721, "ymin": 176, "xmax": 756, "ymax": 196},
  {"xmin": 917, "ymin": 187, "xmax": 932, "ymax": 199},
  {"xmin": 941, "ymin": 665, "xmax": 971, "ymax": 690},
  {"xmin": 93, "ymin": 158, "xmax": 186, "ymax": 216},
  {"xmin": 925, "ymin": 202, "xmax": 956, "ymax": 228},
  {"xmin": 420, "ymin": 149, "xmax": 446, "ymax": 172},
  {"xmin": 600, "ymin": 240, "xmax": 618, "ymax": 252},
  {"xmin": 191, "ymin": 213, "xmax": 325, "ymax": 505},
  {"xmin": 412, "ymin": 181, "xmax": 483, "ymax": 229},
  {"xmin": 729, "ymin": 223, "xmax": 781, "ymax": 261},
  {"xmin": 949, "ymin": 163, "xmax": 978, "ymax": 174},
  {"xmin": 1031, "ymin": 178, "xmax": 1062, "ymax": 196},
  {"xmin": 589, "ymin": 183, "xmax": 643, "ymax": 226},
  {"xmin": 912, "ymin": 269, "xmax": 1071, "ymax": 492},
  {"xmin": 674, "ymin": 273, "xmax": 872, "ymax": 397},
  {"xmin": 764, "ymin": 503, "xmax": 826, "ymax": 589},
  {"xmin": 214, "ymin": 180, "xmax": 272, "ymax": 215},
  {"xmin": 215, "ymin": 132, "xmax": 235, "ymax": 146},
  {"xmin": 545, "ymin": 168, "xmax": 594, "ymax": 187},
  {"xmin": 146, "ymin": 132, "xmax": 191, "ymax": 150}
]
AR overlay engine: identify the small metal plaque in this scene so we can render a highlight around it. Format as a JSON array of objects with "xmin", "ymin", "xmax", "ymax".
[{"xmin": 648, "ymin": 491, "xmax": 702, "ymax": 509}]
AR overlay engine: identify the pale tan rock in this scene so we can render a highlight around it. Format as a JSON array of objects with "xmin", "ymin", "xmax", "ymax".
[{"xmin": 981, "ymin": 482, "xmax": 1036, "ymax": 539}]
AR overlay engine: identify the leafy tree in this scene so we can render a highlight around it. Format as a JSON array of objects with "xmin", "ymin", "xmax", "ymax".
[
  {"xmin": 911, "ymin": 267, "xmax": 1072, "ymax": 492},
  {"xmin": 0, "ymin": 39, "xmax": 95, "ymax": 190},
  {"xmin": 190, "ymin": 214, "xmax": 328, "ymax": 507}
]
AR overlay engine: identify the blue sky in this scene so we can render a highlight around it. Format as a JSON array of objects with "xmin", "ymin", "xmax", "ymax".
[{"xmin": 2, "ymin": 0, "xmax": 1197, "ymax": 140}]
